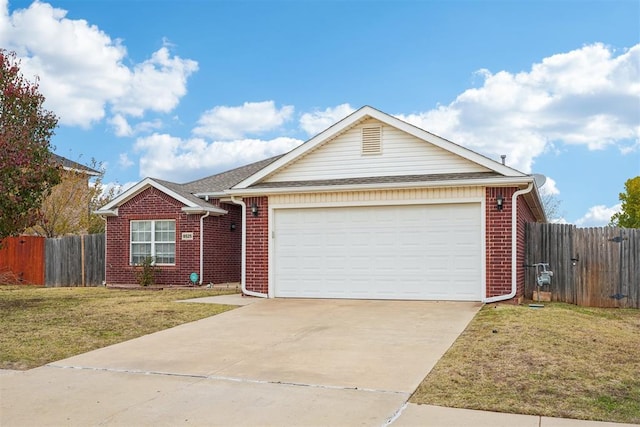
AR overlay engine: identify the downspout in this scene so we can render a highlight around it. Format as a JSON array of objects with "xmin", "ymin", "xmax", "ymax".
[
  {"xmin": 229, "ymin": 196, "xmax": 268, "ymax": 298},
  {"xmin": 199, "ymin": 211, "xmax": 210, "ymax": 285},
  {"xmin": 484, "ymin": 182, "xmax": 534, "ymax": 303},
  {"xmin": 101, "ymin": 215, "xmax": 108, "ymax": 286}
]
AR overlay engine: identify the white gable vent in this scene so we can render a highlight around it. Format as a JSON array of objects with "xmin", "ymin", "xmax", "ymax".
[{"xmin": 361, "ymin": 126, "xmax": 382, "ymax": 155}]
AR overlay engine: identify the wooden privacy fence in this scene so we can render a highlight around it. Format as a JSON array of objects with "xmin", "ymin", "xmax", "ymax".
[
  {"xmin": 0, "ymin": 234, "xmax": 105, "ymax": 287},
  {"xmin": 45, "ymin": 234, "xmax": 105, "ymax": 287},
  {"xmin": 525, "ymin": 223, "xmax": 639, "ymax": 308},
  {"xmin": 0, "ymin": 236, "xmax": 46, "ymax": 284}
]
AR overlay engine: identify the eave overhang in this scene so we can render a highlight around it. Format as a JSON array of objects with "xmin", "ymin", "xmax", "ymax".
[
  {"xmin": 226, "ymin": 176, "xmax": 534, "ymax": 196},
  {"xmin": 94, "ymin": 208, "xmax": 118, "ymax": 217},
  {"xmin": 181, "ymin": 206, "xmax": 228, "ymax": 215}
]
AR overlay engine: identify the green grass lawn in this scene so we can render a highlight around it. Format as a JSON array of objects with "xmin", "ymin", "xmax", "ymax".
[
  {"xmin": 0, "ymin": 285, "xmax": 237, "ymax": 370},
  {"xmin": 410, "ymin": 302, "xmax": 640, "ymax": 424}
]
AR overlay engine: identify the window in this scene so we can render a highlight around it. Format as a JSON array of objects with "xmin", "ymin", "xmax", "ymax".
[{"xmin": 130, "ymin": 220, "xmax": 176, "ymax": 265}]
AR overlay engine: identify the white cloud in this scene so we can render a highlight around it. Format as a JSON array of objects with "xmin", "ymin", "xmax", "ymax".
[
  {"xmin": 118, "ymin": 153, "xmax": 134, "ymax": 168},
  {"xmin": 549, "ymin": 217, "xmax": 568, "ymax": 224},
  {"xmin": 538, "ymin": 176, "xmax": 560, "ymax": 196},
  {"xmin": 1, "ymin": 1, "xmax": 197, "ymax": 128},
  {"xmin": 134, "ymin": 133, "xmax": 303, "ymax": 182},
  {"xmin": 299, "ymin": 104, "xmax": 356, "ymax": 136},
  {"xmin": 396, "ymin": 43, "xmax": 640, "ymax": 173},
  {"xmin": 109, "ymin": 114, "xmax": 133, "ymax": 137},
  {"xmin": 109, "ymin": 114, "xmax": 163, "ymax": 137},
  {"xmin": 575, "ymin": 203, "xmax": 621, "ymax": 227},
  {"xmin": 112, "ymin": 46, "xmax": 198, "ymax": 117},
  {"xmin": 193, "ymin": 101, "xmax": 294, "ymax": 140}
]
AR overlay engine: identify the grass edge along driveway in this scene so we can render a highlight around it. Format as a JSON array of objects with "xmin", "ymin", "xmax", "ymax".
[
  {"xmin": 411, "ymin": 302, "xmax": 640, "ymax": 424},
  {"xmin": 0, "ymin": 286, "xmax": 236, "ymax": 370}
]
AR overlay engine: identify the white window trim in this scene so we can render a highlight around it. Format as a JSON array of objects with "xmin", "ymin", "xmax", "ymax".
[{"xmin": 130, "ymin": 220, "xmax": 176, "ymax": 266}]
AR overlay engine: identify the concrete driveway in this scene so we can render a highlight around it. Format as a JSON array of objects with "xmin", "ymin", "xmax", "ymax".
[{"xmin": 1, "ymin": 297, "xmax": 481, "ymax": 426}]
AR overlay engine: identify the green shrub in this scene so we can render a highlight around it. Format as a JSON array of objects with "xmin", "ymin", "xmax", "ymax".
[{"xmin": 136, "ymin": 256, "xmax": 156, "ymax": 287}]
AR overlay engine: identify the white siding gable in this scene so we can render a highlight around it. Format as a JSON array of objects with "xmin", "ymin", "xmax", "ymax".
[{"xmin": 265, "ymin": 118, "xmax": 490, "ymax": 183}]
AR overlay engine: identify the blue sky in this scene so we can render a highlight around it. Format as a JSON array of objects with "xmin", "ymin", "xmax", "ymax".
[{"xmin": 2, "ymin": 0, "xmax": 639, "ymax": 226}]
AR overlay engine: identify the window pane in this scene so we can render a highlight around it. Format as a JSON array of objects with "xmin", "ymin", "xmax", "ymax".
[
  {"xmin": 155, "ymin": 243, "xmax": 175, "ymax": 264},
  {"xmin": 131, "ymin": 221, "xmax": 151, "ymax": 232},
  {"xmin": 155, "ymin": 221, "xmax": 175, "ymax": 242},
  {"xmin": 155, "ymin": 231, "xmax": 174, "ymax": 242},
  {"xmin": 131, "ymin": 243, "xmax": 151, "ymax": 265},
  {"xmin": 131, "ymin": 221, "xmax": 151, "ymax": 242}
]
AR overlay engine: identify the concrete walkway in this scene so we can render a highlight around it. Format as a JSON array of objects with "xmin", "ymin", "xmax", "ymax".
[
  {"xmin": 393, "ymin": 404, "xmax": 639, "ymax": 426},
  {"xmin": 1, "ymin": 296, "xmax": 638, "ymax": 426}
]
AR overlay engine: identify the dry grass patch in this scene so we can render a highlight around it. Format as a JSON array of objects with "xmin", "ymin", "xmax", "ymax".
[
  {"xmin": 410, "ymin": 302, "xmax": 640, "ymax": 424},
  {"xmin": 0, "ymin": 285, "xmax": 237, "ymax": 370}
]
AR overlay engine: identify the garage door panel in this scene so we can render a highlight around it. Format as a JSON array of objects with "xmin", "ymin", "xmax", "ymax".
[{"xmin": 274, "ymin": 204, "xmax": 481, "ymax": 300}]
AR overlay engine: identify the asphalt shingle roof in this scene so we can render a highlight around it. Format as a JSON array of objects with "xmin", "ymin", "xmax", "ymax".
[
  {"xmin": 182, "ymin": 155, "xmax": 284, "ymax": 194},
  {"xmin": 148, "ymin": 155, "xmax": 284, "ymax": 208},
  {"xmin": 52, "ymin": 153, "xmax": 101, "ymax": 175},
  {"xmin": 152, "ymin": 178, "xmax": 218, "ymax": 209}
]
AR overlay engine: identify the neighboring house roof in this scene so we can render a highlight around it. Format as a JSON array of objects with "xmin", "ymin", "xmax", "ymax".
[{"xmin": 52, "ymin": 153, "xmax": 101, "ymax": 176}]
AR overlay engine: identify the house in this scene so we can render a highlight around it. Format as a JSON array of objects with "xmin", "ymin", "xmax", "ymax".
[
  {"xmin": 27, "ymin": 154, "xmax": 102, "ymax": 237},
  {"xmin": 97, "ymin": 106, "xmax": 545, "ymax": 302}
]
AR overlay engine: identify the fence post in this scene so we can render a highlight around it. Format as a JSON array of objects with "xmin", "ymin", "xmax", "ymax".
[{"xmin": 81, "ymin": 235, "xmax": 86, "ymax": 287}]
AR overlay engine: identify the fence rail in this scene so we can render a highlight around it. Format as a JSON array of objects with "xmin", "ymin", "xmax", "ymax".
[
  {"xmin": 526, "ymin": 223, "xmax": 639, "ymax": 308},
  {"xmin": 1, "ymin": 234, "xmax": 105, "ymax": 287}
]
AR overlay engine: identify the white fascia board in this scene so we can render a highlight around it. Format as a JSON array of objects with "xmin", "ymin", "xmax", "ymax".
[
  {"xmin": 193, "ymin": 191, "xmax": 227, "ymax": 198},
  {"xmin": 98, "ymin": 177, "xmax": 204, "ymax": 211},
  {"xmin": 226, "ymin": 176, "xmax": 535, "ymax": 196},
  {"xmin": 181, "ymin": 206, "xmax": 228, "ymax": 215},
  {"xmin": 94, "ymin": 208, "xmax": 118, "ymax": 217},
  {"xmin": 232, "ymin": 106, "xmax": 525, "ymax": 190},
  {"xmin": 98, "ymin": 178, "xmax": 152, "ymax": 211}
]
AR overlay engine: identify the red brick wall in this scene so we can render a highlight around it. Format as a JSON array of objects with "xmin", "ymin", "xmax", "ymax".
[
  {"xmin": 486, "ymin": 187, "xmax": 516, "ymax": 299},
  {"xmin": 485, "ymin": 186, "xmax": 536, "ymax": 302},
  {"xmin": 202, "ymin": 202, "xmax": 242, "ymax": 284},
  {"xmin": 244, "ymin": 196, "xmax": 269, "ymax": 294},
  {"xmin": 105, "ymin": 187, "xmax": 241, "ymax": 286}
]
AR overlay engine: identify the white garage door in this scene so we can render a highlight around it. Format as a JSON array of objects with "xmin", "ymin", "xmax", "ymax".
[{"xmin": 273, "ymin": 203, "xmax": 481, "ymax": 300}]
